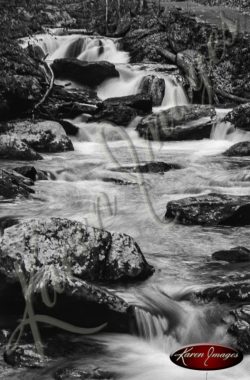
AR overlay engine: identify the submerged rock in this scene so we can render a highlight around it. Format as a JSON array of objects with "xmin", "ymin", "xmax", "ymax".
[
  {"xmin": 165, "ymin": 193, "xmax": 250, "ymax": 226},
  {"xmin": 54, "ymin": 366, "xmax": 113, "ymax": 380},
  {"xmin": 223, "ymin": 103, "xmax": 250, "ymax": 132},
  {"xmin": 137, "ymin": 105, "xmax": 216, "ymax": 141},
  {"xmin": 111, "ymin": 162, "xmax": 181, "ymax": 174},
  {"xmin": 0, "ymin": 135, "xmax": 42, "ymax": 161},
  {"xmin": 138, "ymin": 75, "xmax": 165, "ymax": 106},
  {"xmin": 0, "ymin": 218, "xmax": 153, "ymax": 283},
  {"xmin": 212, "ymin": 247, "xmax": 250, "ymax": 263},
  {"xmin": 224, "ymin": 142, "xmax": 250, "ymax": 157},
  {"xmin": 0, "ymin": 169, "xmax": 35, "ymax": 199},
  {"xmin": 92, "ymin": 94, "xmax": 152, "ymax": 126},
  {"xmin": 2, "ymin": 120, "xmax": 74, "ymax": 153},
  {"xmin": 51, "ymin": 59, "xmax": 119, "ymax": 87},
  {"xmin": 14, "ymin": 166, "xmax": 55, "ymax": 182}
]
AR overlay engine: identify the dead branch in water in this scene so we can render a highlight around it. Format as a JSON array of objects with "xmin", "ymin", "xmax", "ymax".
[{"xmin": 33, "ymin": 57, "xmax": 54, "ymax": 117}]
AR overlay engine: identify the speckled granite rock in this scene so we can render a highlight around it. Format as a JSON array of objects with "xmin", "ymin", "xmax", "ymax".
[
  {"xmin": 0, "ymin": 218, "xmax": 153, "ymax": 282},
  {"xmin": 1, "ymin": 120, "xmax": 74, "ymax": 153},
  {"xmin": 165, "ymin": 193, "xmax": 250, "ymax": 226}
]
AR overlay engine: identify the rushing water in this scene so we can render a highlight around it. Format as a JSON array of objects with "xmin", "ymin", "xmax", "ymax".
[{"xmin": 3, "ymin": 34, "xmax": 250, "ymax": 379}]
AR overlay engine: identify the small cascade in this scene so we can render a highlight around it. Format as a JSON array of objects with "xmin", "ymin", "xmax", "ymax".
[
  {"xmin": 134, "ymin": 307, "xmax": 168, "ymax": 340},
  {"xmin": 160, "ymin": 76, "xmax": 189, "ymax": 109},
  {"xmin": 211, "ymin": 120, "xmax": 250, "ymax": 142},
  {"xmin": 23, "ymin": 34, "xmax": 130, "ymax": 64},
  {"xmin": 97, "ymin": 66, "xmax": 144, "ymax": 99}
]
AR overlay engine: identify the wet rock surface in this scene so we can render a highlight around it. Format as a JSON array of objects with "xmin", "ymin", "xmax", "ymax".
[
  {"xmin": 138, "ymin": 75, "xmax": 165, "ymax": 106},
  {"xmin": 54, "ymin": 366, "xmax": 114, "ymax": 380},
  {"xmin": 51, "ymin": 59, "xmax": 119, "ymax": 87},
  {"xmin": 137, "ymin": 105, "xmax": 216, "ymax": 141},
  {"xmin": 165, "ymin": 193, "xmax": 250, "ymax": 226},
  {"xmin": 0, "ymin": 134, "xmax": 42, "ymax": 161},
  {"xmin": 0, "ymin": 218, "xmax": 153, "ymax": 283},
  {"xmin": 224, "ymin": 141, "xmax": 250, "ymax": 157},
  {"xmin": 4, "ymin": 344, "xmax": 50, "ymax": 369},
  {"xmin": 212, "ymin": 247, "xmax": 250, "ymax": 262},
  {"xmin": 0, "ymin": 169, "xmax": 35, "ymax": 199},
  {"xmin": 111, "ymin": 162, "xmax": 182, "ymax": 174},
  {"xmin": 195, "ymin": 282, "xmax": 250, "ymax": 304},
  {"xmin": 223, "ymin": 103, "xmax": 250, "ymax": 131},
  {"xmin": 14, "ymin": 166, "xmax": 55, "ymax": 181},
  {"xmin": 92, "ymin": 94, "xmax": 153, "ymax": 126},
  {"xmin": 228, "ymin": 305, "xmax": 250, "ymax": 354},
  {"xmin": 39, "ymin": 85, "xmax": 100, "ymax": 120},
  {"xmin": 1, "ymin": 119, "xmax": 74, "ymax": 153}
]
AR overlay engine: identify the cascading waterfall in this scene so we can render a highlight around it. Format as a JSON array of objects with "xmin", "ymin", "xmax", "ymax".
[
  {"xmin": 22, "ymin": 34, "xmax": 130, "ymax": 64},
  {"xmin": 86, "ymin": 287, "xmax": 250, "ymax": 380},
  {"xmin": 211, "ymin": 109, "xmax": 250, "ymax": 142}
]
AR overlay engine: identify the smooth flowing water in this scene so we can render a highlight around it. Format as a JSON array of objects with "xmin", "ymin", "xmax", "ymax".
[{"xmin": 3, "ymin": 34, "xmax": 250, "ymax": 379}]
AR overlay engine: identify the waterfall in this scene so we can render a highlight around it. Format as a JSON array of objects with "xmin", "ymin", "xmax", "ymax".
[
  {"xmin": 134, "ymin": 307, "xmax": 169, "ymax": 340},
  {"xmin": 160, "ymin": 76, "xmax": 189, "ymax": 109},
  {"xmin": 97, "ymin": 66, "xmax": 144, "ymax": 99},
  {"xmin": 211, "ymin": 110, "xmax": 250, "ymax": 142},
  {"xmin": 22, "ymin": 34, "xmax": 130, "ymax": 64}
]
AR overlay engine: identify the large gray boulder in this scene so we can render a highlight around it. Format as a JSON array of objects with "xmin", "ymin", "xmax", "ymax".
[
  {"xmin": 0, "ymin": 135, "xmax": 42, "ymax": 160},
  {"xmin": 137, "ymin": 105, "xmax": 216, "ymax": 141},
  {"xmin": 51, "ymin": 59, "xmax": 119, "ymax": 87},
  {"xmin": 1, "ymin": 120, "xmax": 74, "ymax": 153},
  {"xmin": 224, "ymin": 141, "xmax": 250, "ymax": 157},
  {"xmin": 0, "ymin": 218, "xmax": 153, "ymax": 283},
  {"xmin": 138, "ymin": 75, "xmax": 165, "ymax": 106},
  {"xmin": 165, "ymin": 193, "xmax": 250, "ymax": 226}
]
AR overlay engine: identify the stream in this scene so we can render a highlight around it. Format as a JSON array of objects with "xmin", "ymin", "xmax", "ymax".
[{"xmin": 2, "ymin": 33, "xmax": 250, "ymax": 379}]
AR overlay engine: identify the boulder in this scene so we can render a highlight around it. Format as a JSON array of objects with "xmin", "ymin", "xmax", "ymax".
[
  {"xmin": 2, "ymin": 120, "xmax": 74, "ymax": 153},
  {"xmin": 195, "ymin": 282, "xmax": 250, "ymax": 304},
  {"xmin": 165, "ymin": 193, "xmax": 250, "ymax": 226},
  {"xmin": 110, "ymin": 162, "xmax": 181, "ymax": 174},
  {"xmin": 0, "ymin": 169, "xmax": 35, "ymax": 199},
  {"xmin": 92, "ymin": 104, "xmax": 137, "ymax": 126},
  {"xmin": 39, "ymin": 85, "xmax": 100, "ymax": 120},
  {"xmin": 224, "ymin": 142, "xmax": 250, "ymax": 157},
  {"xmin": 137, "ymin": 105, "xmax": 216, "ymax": 141},
  {"xmin": 212, "ymin": 247, "xmax": 250, "ymax": 263},
  {"xmin": 4, "ymin": 345, "xmax": 50, "ymax": 369},
  {"xmin": 92, "ymin": 94, "xmax": 152, "ymax": 126},
  {"xmin": 58, "ymin": 119, "xmax": 79, "ymax": 136},
  {"xmin": 228, "ymin": 305, "xmax": 250, "ymax": 354},
  {"xmin": 51, "ymin": 59, "xmax": 119, "ymax": 87},
  {"xmin": 0, "ymin": 135, "xmax": 42, "ymax": 160},
  {"xmin": 14, "ymin": 166, "xmax": 55, "ymax": 182},
  {"xmin": 0, "ymin": 218, "xmax": 153, "ymax": 283},
  {"xmin": 0, "ymin": 39, "xmax": 46, "ymax": 121},
  {"xmin": 26, "ymin": 44, "xmax": 46, "ymax": 62},
  {"xmin": 223, "ymin": 103, "xmax": 250, "ymax": 132},
  {"xmin": 138, "ymin": 75, "xmax": 165, "ymax": 106},
  {"xmin": 1, "ymin": 274, "xmax": 132, "ymax": 337}
]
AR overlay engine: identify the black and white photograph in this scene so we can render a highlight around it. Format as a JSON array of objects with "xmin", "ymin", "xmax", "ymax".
[{"xmin": 0, "ymin": 0, "xmax": 250, "ymax": 379}]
